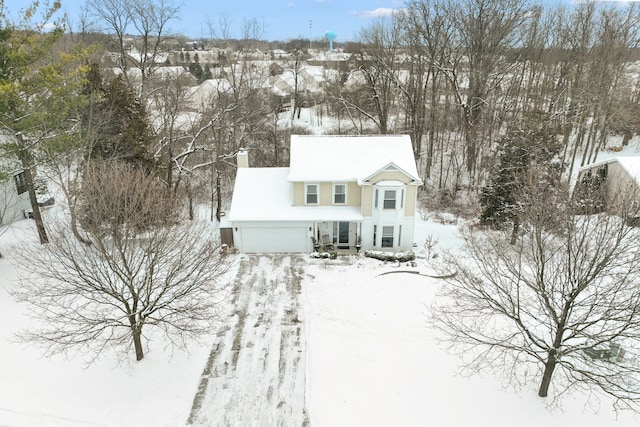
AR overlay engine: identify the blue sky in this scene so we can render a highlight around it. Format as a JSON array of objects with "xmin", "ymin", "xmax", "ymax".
[
  {"xmin": 5, "ymin": 0, "xmax": 405, "ymax": 42},
  {"xmin": 5, "ymin": 0, "xmax": 638, "ymax": 42},
  {"xmin": 170, "ymin": 0, "xmax": 407, "ymax": 41}
]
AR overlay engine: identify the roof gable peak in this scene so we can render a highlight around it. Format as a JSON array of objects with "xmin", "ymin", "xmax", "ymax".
[{"xmin": 362, "ymin": 161, "xmax": 422, "ymax": 185}]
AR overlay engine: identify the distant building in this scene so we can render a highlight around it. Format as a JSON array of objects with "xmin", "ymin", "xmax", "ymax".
[
  {"xmin": 575, "ymin": 156, "xmax": 640, "ymax": 216},
  {"xmin": 307, "ymin": 51, "xmax": 354, "ymax": 72},
  {"xmin": 0, "ymin": 151, "xmax": 53, "ymax": 226}
]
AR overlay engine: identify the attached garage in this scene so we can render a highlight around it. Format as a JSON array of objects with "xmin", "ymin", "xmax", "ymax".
[
  {"xmin": 234, "ymin": 222, "xmax": 310, "ymax": 253},
  {"xmin": 228, "ymin": 167, "xmax": 362, "ymax": 254}
]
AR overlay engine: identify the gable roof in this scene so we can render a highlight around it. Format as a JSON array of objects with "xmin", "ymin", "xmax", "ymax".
[
  {"xmin": 187, "ymin": 78, "xmax": 234, "ymax": 104},
  {"xmin": 287, "ymin": 135, "xmax": 422, "ymax": 185},
  {"xmin": 361, "ymin": 161, "xmax": 422, "ymax": 184},
  {"xmin": 579, "ymin": 156, "xmax": 640, "ymax": 187}
]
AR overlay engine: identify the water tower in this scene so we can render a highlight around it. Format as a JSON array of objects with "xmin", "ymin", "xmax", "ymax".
[{"xmin": 325, "ymin": 30, "xmax": 337, "ymax": 51}]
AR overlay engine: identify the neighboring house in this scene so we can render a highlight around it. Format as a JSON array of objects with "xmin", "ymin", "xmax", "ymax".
[
  {"xmin": 271, "ymin": 49, "xmax": 290, "ymax": 60},
  {"xmin": 262, "ymin": 66, "xmax": 341, "ymax": 108},
  {"xmin": 185, "ymin": 78, "xmax": 234, "ymax": 112},
  {"xmin": 0, "ymin": 135, "xmax": 55, "ymax": 226},
  {"xmin": 307, "ymin": 50, "xmax": 354, "ymax": 71},
  {"xmin": 263, "ymin": 72, "xmax": 295, "ymax": 98},
  {"xmin": 575, "ymin": 156, "xmax": 640, "ymax": 213},
  {"xmin": 298, "ymin": 65, "xmax": 340, "ymax": 96},
  {"xmin": 108, "ymin": 65, "xmax": 198, "ymax": 92},
  {"xmin": 0, "ymin": 141, "xmax": 31, "ymax": 226},
  {"xmin": 0, "ymin": 168, "xmax": 32, "ymax": 226},
  {"xmin": 227, "ymin": 135, "xmax": 422, "ymax": 253},
  {"xmin": 152, "ymin": 66, "xmax": 197, "ymax": 83}
]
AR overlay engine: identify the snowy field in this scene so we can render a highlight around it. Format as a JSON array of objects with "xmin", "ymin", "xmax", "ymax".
[
  {"xmin": 0, "ymin": 219, "xmax": 220, "ymax": 427},
  {"xmin": 304, "ymin": 218, "xmax": 640, "ymax": 427},
  {"xmin": 2, "ymin": 211, "xmax": 640, "ymax": 426}
]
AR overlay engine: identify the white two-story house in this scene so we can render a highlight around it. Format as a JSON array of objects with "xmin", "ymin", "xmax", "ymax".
[{"xmin": 227, "ymin": 134, "xmax": 422, "ymax": 253}]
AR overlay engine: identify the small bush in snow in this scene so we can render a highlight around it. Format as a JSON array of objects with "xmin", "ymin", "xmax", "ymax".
[
  {"xmin": 309, "ymin": 251, "xmax": 337, "ymax": 260},
  {"xmin": 364, "ymin": 250, "xmax": 415, "ymax": 262}
]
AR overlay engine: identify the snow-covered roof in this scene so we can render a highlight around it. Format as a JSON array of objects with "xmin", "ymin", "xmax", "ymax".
[
  {"xmin": 186, "ymin": 79, "xmax": 234, "ymax": 108},
  {"xmin": 287, "ymin": 135, "xmax": 422, "ymax": 185},
  {"xmin": 152, "ymin": 66, "xmax": 190, "ymax": 78},
  {"xmin": 579, "ymin": 156, "xmax": 640, "ymax": 186},
  {"xmin": 228, "ymin": 167, "xmax": 363, "ymax": 222},
  {"xmin": 309, "ymin": 51, "xmax": 352, "ymax": 62},
  {"xmin": 614, "ymin": 157, "xmax": 640, "ymax": 184},
  {"xmin": 263, "ymin": 67, "xmax": 335, "ymax": 97},
  {"xmin": 343, "ymin": 69, "xmax": 369, "ymax": 91}
]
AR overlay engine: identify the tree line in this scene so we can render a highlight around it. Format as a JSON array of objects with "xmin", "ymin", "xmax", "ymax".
[
  {"xmin": 37, "ymin": 0, "xmax": 640, "ymax": 215},
  {"xmin": 313, "ymin": 1, "xmax": 636, "ymax": 198}
]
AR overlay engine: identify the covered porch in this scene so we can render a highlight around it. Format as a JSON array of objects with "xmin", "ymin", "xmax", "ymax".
[{"xmin": 312, "ymin": 220, "xmax": 361, "ymax": 251}]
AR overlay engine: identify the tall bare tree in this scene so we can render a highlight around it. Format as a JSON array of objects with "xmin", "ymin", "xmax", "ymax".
[
  {"xmin": 404, "ymin": 0, "xmax": 455, "ymax": 177},
  {"xmin": 432, "ymin": 179, "xmax": 640, "ymax": 410},
  {"xmin": 12, "ymin": 161, "xmax": 231, "ymax": 362},
  {"xmin": 449, "ymin": 0, "xmax": 531, "ymax": 177},
  {"xmin": 340, "ymin": 16, "xmax": 405, "ymax": 135},
  {"xmin": 88, "ymin": 0, "xmax": 179, "ymax": 96}
]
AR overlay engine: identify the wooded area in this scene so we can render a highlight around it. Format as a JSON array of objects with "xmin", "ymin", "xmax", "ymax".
[{"xmin": 4, "ymin": 0, "xmax": 640, "ymax": 219}]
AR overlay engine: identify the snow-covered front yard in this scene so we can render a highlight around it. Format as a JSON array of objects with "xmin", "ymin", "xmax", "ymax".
[{"xmin": 1, "ymin": 213, "xmax": 640, "ymax": 426}]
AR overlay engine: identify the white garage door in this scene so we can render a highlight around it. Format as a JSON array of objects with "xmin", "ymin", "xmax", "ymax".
[{"xmin": 239, "ymin": 226, "xmax": 309, "ymax": 253}]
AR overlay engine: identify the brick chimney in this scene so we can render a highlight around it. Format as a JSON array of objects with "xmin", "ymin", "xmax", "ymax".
[{"xmin": 237, "ymin": 148, "xmax": 249, "ymax": 168}]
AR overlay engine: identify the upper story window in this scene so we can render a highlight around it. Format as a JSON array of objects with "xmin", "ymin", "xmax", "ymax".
[
  {"xmin": 383, "ymin": 190, "xmax": 396, "ymax": 209},
  {"xmin": 306, "ymin": 183, "xmax": 319, "ymax": 205},
  {"xmin": 333, "ymin": 183, "xmax": 346, "ymax": 205},
  {"xmin": 14, "ymin": 172, "xmax": 27, "ymax": 195}
]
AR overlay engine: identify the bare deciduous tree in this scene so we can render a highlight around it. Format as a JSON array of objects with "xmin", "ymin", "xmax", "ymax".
[
  {"xmin": 89, "ymin": 0, "xmax": 179, "ymax": 96},
  {"xmin": 11, "ymin": 161, "xmax": 231, "ymax": 362},
  {"xmin": 206, "ymin": 13, "xmax": 233, "ymax": 44},
  {"xmin": 449, "ymin": 0, "xmax": 531, "ymax": 178},
  {"xmin": 432, "ymin": 181, "xmax": 640, "ymax": 411}
]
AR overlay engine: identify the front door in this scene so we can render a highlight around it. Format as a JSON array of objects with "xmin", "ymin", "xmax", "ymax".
[
  {"xmin": 337, "ymin": 221, "xmax": 350, "ymax": 248},
  {"xmin": 333, "ymin": 221, "xmax": 351, "ymax": 249}
]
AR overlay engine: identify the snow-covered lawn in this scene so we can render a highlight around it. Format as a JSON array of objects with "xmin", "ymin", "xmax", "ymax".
[
  {"xmin": 1, "ymin": 213, "xmax": 640, "ymax": 426},
  {"xmin": 0, "ymin": 219, "xmax": 220, "ymax": 427},
  {"xmin": 303, "ymin": 239, "xmax": 640, "ymax": 426}
]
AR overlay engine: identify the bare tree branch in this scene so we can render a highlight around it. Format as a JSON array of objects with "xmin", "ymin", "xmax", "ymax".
[
  {"xmin": 431, "ymin": 179, "xmax": 640, "ymax": 411},
  {"xmin": 11, "ymin": 161, "xmax": 233, "ymax": 362}
]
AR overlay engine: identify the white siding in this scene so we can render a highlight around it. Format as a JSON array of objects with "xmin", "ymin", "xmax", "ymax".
[{"xmin": 233, "ymin": 221, "xmax": 311, "ymax": 253}]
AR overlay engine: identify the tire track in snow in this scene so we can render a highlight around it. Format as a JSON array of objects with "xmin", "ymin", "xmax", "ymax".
[
  {"xmin": 187, "ymin": 255, "xmax": 308, "ymax": 426},
  {"xmin": 187, "ymin": 255, "xmax": 260, "ymax": 425}
]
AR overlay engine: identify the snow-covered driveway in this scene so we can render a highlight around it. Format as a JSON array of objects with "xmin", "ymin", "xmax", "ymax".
[{"xmin": 188, "ymin": 254, "xmax": 308, "ymax": 426}]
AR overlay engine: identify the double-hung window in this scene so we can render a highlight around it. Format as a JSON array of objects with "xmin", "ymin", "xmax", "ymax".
[
  {"xmin": 381, "ymin": 226, "xmax": 394, "ymax": 248},
  {"xmin": 334, "ymin": 183, "xmax": 346, "ymax": 205},
  {"xmin": 306, "ymin": 183, "xmax": 319, "ymax": 205},
  {"xmin": 14, "ymin": 172, "xmax": 27, "ymax": 195},
  {"xmin": 383, "ymin": 190, "xmax": 396, "ymax": 209}
]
